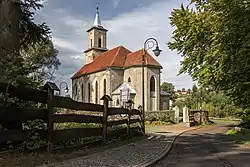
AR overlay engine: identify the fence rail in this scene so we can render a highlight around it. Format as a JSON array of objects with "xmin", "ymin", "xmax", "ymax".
[
  {"xmin": 0, "ymin": 80, "xmax": 142, "ymax": 152},
  {"xmin": 52, "ymin": 96, "xmax": 104, "ymax": 112}
]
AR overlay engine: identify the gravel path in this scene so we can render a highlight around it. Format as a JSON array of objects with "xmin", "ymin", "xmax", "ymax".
[
  {"xmin": 39, "ymin": 134, "xmax": 176, "ymax": 167},
  {"xmin": 154, "ymin": 125, "xmax": 250, "ymax": 167}
]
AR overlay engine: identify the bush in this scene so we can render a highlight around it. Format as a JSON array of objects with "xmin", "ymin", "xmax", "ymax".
[{"xmin": 145, "ymin": 110, "xmax": 174, "ymax": 123}]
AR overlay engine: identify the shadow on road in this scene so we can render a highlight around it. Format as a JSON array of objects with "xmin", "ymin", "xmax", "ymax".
[{"xmin": 155, "ymin": 125, "xmax": 250, "ymax": 167}]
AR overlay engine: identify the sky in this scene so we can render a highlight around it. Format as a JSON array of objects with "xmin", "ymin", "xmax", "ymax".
[{"xmin": 35, "ymin": 0, "xmax": 195, "ymax": 94}]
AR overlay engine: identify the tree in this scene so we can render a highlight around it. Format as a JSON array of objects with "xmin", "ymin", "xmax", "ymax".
[
  {"xmin": 161, "ymin": 82, "xmax": 175, "ymax": 95},
  {"xmin": 0, "ymin": 0, "xmax": 59, "ymax": 87},
  {"xmin": 182, "ymin": 88, "xmax": 185, "ymax": 92},
  {"xmin": 168, "ymin": 0, "xmax": 250, "ymax": 122},
  {"xmin": 192, "ymin": 85, "xmax": 198, "ymax": 93}
]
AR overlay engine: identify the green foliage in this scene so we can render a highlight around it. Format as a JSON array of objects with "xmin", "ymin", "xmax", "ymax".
[
  {"xmin": 54, "ymin": 123, "xmax": 102, "ymax": 130},
  {"xmin": 22, "ymin": 119, "xmax": 47, "ymax": 151},
  {"xmin": 169, "ymin": 0, "xmax": 250, "ymax": 121},
  {"xmin": 145, "ymin": 111, "xmax": 175, "ymax": 123},
  {"xmin": 1, "ymin": 0, "xmax": 60, "ymax": 87},
  {"xmin": 0, "ymin": 0, "xmax": 60, "ymax": 151},
  {"xmin": 161, "ymin": 82, "xmax": 175, "ymax": 95},
  {"xmin": 226, "ymin": 128, "xmax": 250, "ymax": 145}
]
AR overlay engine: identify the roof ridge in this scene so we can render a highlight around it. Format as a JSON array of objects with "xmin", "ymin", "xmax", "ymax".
[
  {"xmin": 110, "ymin": 46, "xmax": 122, "ymax": 66},
  {"xmin": 137, "ymin": 49, "xmax": 143, "ymax": 64},
  {"xmin": 91, "ymin": 45, "xmax": 120, "ymax": 63}
]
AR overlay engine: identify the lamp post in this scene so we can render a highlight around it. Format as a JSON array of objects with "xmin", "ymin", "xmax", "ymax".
[
  {"xmin": 59, "ymin": 81, "xmax": 69, "ymax": 96},
  {"xmin": 142, "ymin": 38, "xmax": 162, "ymax": 133}
]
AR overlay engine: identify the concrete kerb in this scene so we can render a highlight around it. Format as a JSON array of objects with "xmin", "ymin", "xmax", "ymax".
[{"xmin": 134, "ymin": 126, "xmax": 203, "ymax": 167}]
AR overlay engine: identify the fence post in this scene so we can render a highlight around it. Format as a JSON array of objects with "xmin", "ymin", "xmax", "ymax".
[
  {"xmin": 47, "ymin": 87, "xmax": 54, "ymax": 152},
  {"xmin": 183, "ymin": 106, "xmax": 189, "ymax": 123},
  {"xmin": 43, "ymin": 82, "xmax": 59, "ymax": 153},
  {"xmin": 126, "ymin": 100, "xmax": 134, "ymax": 138},
  {"xmin": 173, "ymin": 106, "xmax": 180, "ymax": 123},
  {"xmin": 127, "ymin": 109, "xmax": 131, "ymax": 138},
  {"xmin": 100, "ymin": 95, "xmax": 112, "ymax": 144},
  {"xmin": 138, "ymin": 105, "xmax": 145, "ymax": 134}
]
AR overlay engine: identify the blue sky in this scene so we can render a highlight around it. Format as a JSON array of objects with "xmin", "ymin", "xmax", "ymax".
[{"xmin": 36, "ymin": 0, "xmax": 195, "ymax": 93}]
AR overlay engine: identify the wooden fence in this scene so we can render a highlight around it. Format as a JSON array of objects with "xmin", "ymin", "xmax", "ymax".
[{"xmin": 0, "ymin": 81, "xmax": 143, "ymax": 152}]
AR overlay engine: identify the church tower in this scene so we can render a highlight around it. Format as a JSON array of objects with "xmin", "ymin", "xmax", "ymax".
[{"xmin": 84, "ymin": 5, "xmax": 108, "ymax": 64}]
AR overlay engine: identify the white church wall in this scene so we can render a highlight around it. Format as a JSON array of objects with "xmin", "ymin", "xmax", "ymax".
[
  {"xmin": 123, "ymin": 67, "xmax": 161, "ymax": 111},
  {"xmin": 146, "ymin": 67, "xmax": 161, "ymax": 111}
]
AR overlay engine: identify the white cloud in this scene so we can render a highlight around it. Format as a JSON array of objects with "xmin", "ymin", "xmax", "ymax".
[
  {"xmin": 36, "ymin": 0, "xmax": 194, "ymax": 94},
  {"xmin": 112, "ymin": 0, "xmax": 121, "ymax": 8}
]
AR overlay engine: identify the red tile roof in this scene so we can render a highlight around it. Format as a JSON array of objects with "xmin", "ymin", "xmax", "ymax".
[
  {"xmin": 124, "ymin": 49, "xmax": 162, "ymax": 67},
  {"xmin": 72, "ymin": 45, "xmax": 162, "ymax": 79}
]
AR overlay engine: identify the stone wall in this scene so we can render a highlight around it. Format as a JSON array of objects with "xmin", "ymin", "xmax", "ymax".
[
  {"xmin": 72, "ymin": 66, "xmax": 161, "ymax": 110},
  {"xmin": 72, "ymin": 70, "xmax": 112, "ymax": 104}
]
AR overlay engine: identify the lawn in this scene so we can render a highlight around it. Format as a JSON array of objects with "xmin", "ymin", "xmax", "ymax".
[{"xmin": 226, "ymin": 128, "xmax": 250, "ymax": 146}]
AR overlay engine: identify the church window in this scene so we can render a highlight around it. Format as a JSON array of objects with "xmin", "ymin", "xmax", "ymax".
[
  {"xmin": 103, "ymin": 79, "xmax": 106, "ymax": 95},
  {"xmin": 87, "ymin": 83, "xmax": 91, "ymax": 103},
  {"xmin": 81, "ymin": 84, "xmax": 84, "ymax": 102},
  {"xmin": 128, "ymin": 77, "xmax": 131, "ymax": 83},
  {"xmin": 74, "ymin": 85, "xmax": 77, "ymax": 96},
  {"xmin": 150, "ymin": 76, "xmax": 156, "ymax": 97},
  {"xmin": 95, "ymin": 81, "xmax": 98, "ymax": 104},
  {"xmin": 98, "ymin": 38, "xmax": 102, "ymax": 47},
  {"xmin": 90, "ymin": 39, "xmax": 93, "ymax": 47}
]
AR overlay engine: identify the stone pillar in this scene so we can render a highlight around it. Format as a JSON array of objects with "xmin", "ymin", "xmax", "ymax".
[
  {"xmin": 173, "ymin": 106, "xmax": 180, "ymax": 123},
  {"xmin": 183, "ymin": 106, "xmax": 189, "ymax": 123}
]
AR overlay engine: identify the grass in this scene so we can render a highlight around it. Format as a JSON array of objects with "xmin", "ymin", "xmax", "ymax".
[
  {"xmin": 225, "ymin": 128, "xmax": 250, "ymax": 146},
  {"xmin": 54, "ymin": 122, "xmax": 102, "ymax": 130},
  {"xmin": 145, "ymin": 120, "xmax": 174, "ymax": 126}
]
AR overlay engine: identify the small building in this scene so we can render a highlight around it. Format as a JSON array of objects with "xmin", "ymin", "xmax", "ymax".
[{"xmin": 160, "ymin": 91, "xmax": 171, "ymax": 110}]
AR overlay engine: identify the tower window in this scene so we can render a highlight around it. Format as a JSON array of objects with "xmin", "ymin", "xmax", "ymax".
[
  {"xmin": 90, "ymin": 39, "xmax": 93, "ymax": 47},
  {"xmin": 98, "ymin": 38, "xmax": 102, "ymax": 47}
]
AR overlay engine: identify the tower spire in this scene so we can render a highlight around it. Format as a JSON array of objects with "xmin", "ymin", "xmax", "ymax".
[{"xmin": 94, "ymin": 3, "xmax": 102, "ymax": 27}]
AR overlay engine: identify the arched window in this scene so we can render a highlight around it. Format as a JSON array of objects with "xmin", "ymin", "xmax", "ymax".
[
  {"xmin": 74, "ymin": 85, "xmax": 77, "ymax": 96},
  {"xmin": 150, "ymin": 76, "xmax": 156, "ymax": 97},
  {"xmin": 103, "ymin": 79, "xmax": 106, "ymax": 95},
  {"xmin": 116, "ymin": 99, "xmax": 120, "ymax": 106},
  {"xmin": 90, "ymin": 39, "xmax": 93, "ymax": 47},
  {"xmin": 87, "ymin": 83, "xmax": 91, "ymax": 103},
  {"xmin": 81, "ymin": 84, "xmax": 84, "ymax": 102},
  {"xmin": 95, "ymin": 81, "xmax": 98, "ymax": 104},
  {"xmin": 98, "ymin": 38, "xmax": 102, "ymax": 47},
  {"xmin": 128, "ymin": 77, "xmax": 131, "ymax": 83}
]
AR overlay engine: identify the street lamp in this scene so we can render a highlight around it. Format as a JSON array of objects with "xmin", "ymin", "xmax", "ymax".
[
  {"xmin": 59, "ymin": 81, "xmax": 69, "ymax": 96},
  {"xmin": 142, "ymin": 38, "xmax": 162, "ymax": 133},
  {"xmin": 196, "ymin": 82, "xmax": 209, "ymax": 111}
]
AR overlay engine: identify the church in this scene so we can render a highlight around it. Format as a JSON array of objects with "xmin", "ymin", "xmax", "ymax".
[{"xmin": 71, "ymin": 7, "xmax": 166, "ymax": 111}]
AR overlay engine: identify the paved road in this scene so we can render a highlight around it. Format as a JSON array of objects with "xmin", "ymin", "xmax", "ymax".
[
  {"xmin": 154, "ymin": 125, "xmax": 250, "ymax": 167},
  {"xmin": 38, "ymin": 134, "xmax": 176, "ymax": 167}
]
